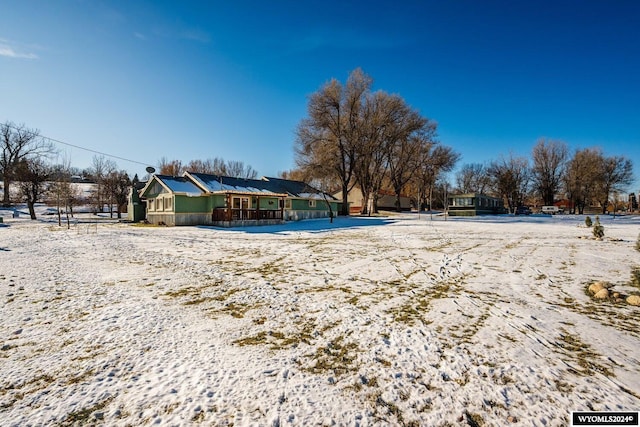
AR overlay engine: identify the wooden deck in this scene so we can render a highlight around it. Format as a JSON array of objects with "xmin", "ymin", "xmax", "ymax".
[{"xmin": 212, "ymin": 208, "xmax": 283, "ymax": 222}]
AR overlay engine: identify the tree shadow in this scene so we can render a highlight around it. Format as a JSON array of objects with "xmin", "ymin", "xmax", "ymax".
[{"xmin": 196, "ymin": 216, "xmax": 396, "ymax": 234}]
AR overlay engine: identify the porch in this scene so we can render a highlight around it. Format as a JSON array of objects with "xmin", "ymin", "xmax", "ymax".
[{"xmin": 212, "ymin": 207, "xmax": 284, "ymax": 222}]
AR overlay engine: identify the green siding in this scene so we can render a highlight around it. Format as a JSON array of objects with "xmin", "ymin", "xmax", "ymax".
[
  {"xmin": 209, "ymin": 194, "xmax": 226, "ymax": 209},
  {"xmin": 258, "ymin": 197, "xmax": 280, "ymax": 209},
  {"xmin": 290, "ymin": 198, "xmax": 333, "ymax": 211},
  {"xmin": 174, "ymin": 195, "xmax": 209, "ymax": 213}
]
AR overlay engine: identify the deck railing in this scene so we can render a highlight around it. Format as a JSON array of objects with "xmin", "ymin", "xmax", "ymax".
[{"xmin": 212, "ymin": 208, "xmax": 282, "ymax": 222}]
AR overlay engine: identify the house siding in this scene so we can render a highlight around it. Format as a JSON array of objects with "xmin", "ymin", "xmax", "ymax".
[
  {"xmin": 448, "ymin": 193, "xmax": 506, "ymax": 216},
  {"xmin": 257, "ymin": 197, "xmax": 280, "ymax": 209},
  {"xmin": 174, "ymin": 195, "xmax": 209, "ymax": 213},
  {"xmin": 285, "ymin": 199, "xmax": 338, "ymax": 221}
]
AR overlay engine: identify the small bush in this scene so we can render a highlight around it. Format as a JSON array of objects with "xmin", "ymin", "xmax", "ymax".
[
  {"xmin": 592, "ymin": 216, "xmax": 604, "ymax": 239},
  {"xmin": 584, "ymin": 216, "xmax": 592, "ymax": 228}
]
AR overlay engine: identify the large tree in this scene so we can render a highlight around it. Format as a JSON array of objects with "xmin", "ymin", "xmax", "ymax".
[
  {"xmin": 488, "ymin": 154, "xmax": 530, "ymax": 213},
  {"xmin": 103, "ymin": 170, "xmax": 131, "ymax": 219},
  {"xmin": 412, "ymin": 142, "xmax": 459, "ymax": 211},
  {"xmin": 15, "ymin": 158, "xmax": 50, "ymax": 219},
  {"xmin": 384, "ymin": 106, "xmax": 428, "ymax": 212},
  {"xmin": 564, "ymin": 148, "xmax": 603, "ymax": 214},
  {"xmin": 1, "ymin": 122, "xmax": 54, "ymax": 206},
  {"xmin": 531, "ymin": 138, "xmax": 568, "ymax": 206},
  {"xmin": 295, "ymin": 68, "xmax": 372, "ymax": 216},
  {"xmin": 595, "ymin": 155, "xmax": 634, "ymax": 214},
  {"xmin": 353, "ymin": 91, "xmax": 412, "ymax": 214}
]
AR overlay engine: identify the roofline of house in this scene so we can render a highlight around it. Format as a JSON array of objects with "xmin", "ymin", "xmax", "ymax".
[{"xmin": 208, "ymin": 190, "xmax": 289, "ymax": 197}]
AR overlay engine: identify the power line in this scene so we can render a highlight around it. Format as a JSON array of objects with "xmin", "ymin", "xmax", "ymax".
[{"xmin": 3, "ymin": 122, "xmax": 151, "ymax": 167}]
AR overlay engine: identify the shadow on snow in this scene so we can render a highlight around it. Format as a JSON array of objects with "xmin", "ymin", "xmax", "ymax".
[{"xmin": 196, "ymin": 216, "xmax": 397, "ymax": 234}]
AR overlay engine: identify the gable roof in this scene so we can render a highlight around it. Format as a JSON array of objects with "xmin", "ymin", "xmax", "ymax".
[
  {"xmin": 185, "ymin": 172, "xmax": 287, "ymax": 196},
  {"xmin": 140, "ymin": 175, "xmax": 203, "ymax": 197},
  {"xmin": 141, "ymin": 172, "xmax": 338, "ymax": 201},
  {"xmin": 261, "ymin": 177, "xmax": 337, "ymax": 200}
]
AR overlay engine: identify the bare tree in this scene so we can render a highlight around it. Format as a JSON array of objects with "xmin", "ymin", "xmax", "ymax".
[
  {"xmin": 531, "ymin": 138, "xmax": 568, "ymax": 206},
  {"xmin": 15, "ymin": 158, "xmax": 50, "ymax": 219},
  {"xmin": 53, "ymin": 180, "xmax": 82, "ymax": 226},
  {"xmin": 180, "ymin": 157, "xmax": 259, "ymax": 178},
  {"xmin": 157, "ymin": 157, "xmax": 184, "ymax": 176},
  {"xmin": 386, "ymin": 108, "xmax": 428, "ymax": 212},
  {"xmin": 48, "ymin": 157, "xmax": 75, "ymax": 227},
  {"xmin": 103, "ymin": 170, "xmax": 131, "ymax": 218},
  {"xmin": 488, "ymin": 154, "xmax": 530, "ymax": 213},
  {"xmin": 412, "ymin": 142, "xmax": 459, "ymax": 211},
  {"xmin": 186, "ymin": 158, "xmax": 216, "ymax": 174},
  {"xmin": 595, "ymin": 155, "xmax": 634, "ymax": 214},
  {"xmin": 455, "ymin": 163, "xmax": 491, "ymax": 194},
  {"xmin": 278, "ymin": 168, "xmax": 308, "ymax": 182},
  {"xmin": 90, "ymin": 155, "xmax": 117, "ymax": 213},
  {"xmin": 296, "ymin": 68, "xmax": 372, "ymax": 216},
  {"xmin": 352, "ymin": 91, "xmax": 404, "ymax": 214},
  {"xmin": 564, "ymin": 148, "xmax": 602, "ymax": 214},
  {"xmin": 1, "ymin": 122, "xmax": 55, "ymax": 206},
  {"xmin": 224, "ymin": 160, "xmax": 258, "ymax": 179}
]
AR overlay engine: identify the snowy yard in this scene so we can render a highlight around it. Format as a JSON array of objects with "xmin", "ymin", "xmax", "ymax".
[{"xmin": 1, "ymin": 212, "xmax": 639, "ymax": 426}]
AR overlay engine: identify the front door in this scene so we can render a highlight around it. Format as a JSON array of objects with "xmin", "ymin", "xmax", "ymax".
[{"xmin": 232, "ymin": 197, "xmax": 250, "ymax": 219}]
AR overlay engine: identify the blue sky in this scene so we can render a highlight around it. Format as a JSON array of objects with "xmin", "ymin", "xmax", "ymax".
[{"xmin": 1, "ymin": 1, "xmax": 639, "ymax": 189}]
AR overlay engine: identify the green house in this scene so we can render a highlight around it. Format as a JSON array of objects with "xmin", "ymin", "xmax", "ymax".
[
  {"xmin": 138, "ymin": 172, "xmax": 339, "ymax": 226},
  {"xmin": 447, "ymin": 193, "xmax": 506, "ymax": 216}
]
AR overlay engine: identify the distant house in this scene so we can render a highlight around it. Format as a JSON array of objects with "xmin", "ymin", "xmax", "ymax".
[
  {"xmin": 447, "ymin": 193, "xmax": 506, "ymax": 216},
  {"xmin": 334, "ymin": 187, "xmax": 412, "ymax": 214},
  {"xmin": 138, "ymin": 172, "xmax": 340, "ymax": 226}
]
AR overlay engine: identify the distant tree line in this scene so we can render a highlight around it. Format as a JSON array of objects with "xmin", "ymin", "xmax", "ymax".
[
  {"xmin": 454, "ymin": 139, "xmax": 634, "ymax": 214},
  {"xmin": 156, "ymin": 156, "xmax": 258, "ymax": 179}
]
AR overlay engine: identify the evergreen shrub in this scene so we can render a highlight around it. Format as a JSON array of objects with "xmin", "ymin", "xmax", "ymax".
[{"xmin": 592, "ymin": 216, "xmax": 604, "ymax": 239}]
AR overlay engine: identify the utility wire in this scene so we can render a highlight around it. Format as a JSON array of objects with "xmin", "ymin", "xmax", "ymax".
[{"xmin": 4, "ymin": 122, "xmax": 151, "ymax": 167}]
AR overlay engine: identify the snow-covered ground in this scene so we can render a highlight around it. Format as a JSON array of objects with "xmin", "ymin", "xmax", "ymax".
[{"xmin": 1, "ymin": 211, "xmax": 639, "ymax": 426}]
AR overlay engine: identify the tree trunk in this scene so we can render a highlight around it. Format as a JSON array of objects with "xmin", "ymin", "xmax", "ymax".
[
  {"xmin": 360, "ymin": 188, "xmax": 370, "ymax": 215},
  {"xmin": 27, "ymin": 201, "xmax": 36, "ymax": 220},
  {"xmin": 2, "ymin": 177, "xmax": 11, "ymax": 207},
  {"xmin": 340, "ymin": 183, "xmax": 349, "ymax": 216}
]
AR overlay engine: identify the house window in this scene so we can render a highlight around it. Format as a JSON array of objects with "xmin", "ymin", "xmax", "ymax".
[
  {"xmin": 156, "ymin": 198, "xmax": 163, "ymax": 211},
  {"xmin": 309, "ymin": 199, "xmax": 316, "ymax": 208},
  {"xmin": 232, "ymin": 197, "xmax": 249, "ymax": 210},
  {"xmin": 148, "ymin": 199, "xmax": 155, "ymax": 211},
  {"xmin": 165, "ymin": 197, "xmax": 173, "ymax": 211},
  {"xmin": 285, "ymin": 199, "xmax": 292, "ymax": 209}
]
